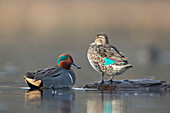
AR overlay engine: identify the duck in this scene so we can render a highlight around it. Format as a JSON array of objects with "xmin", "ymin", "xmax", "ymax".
[
  {"xmin": 22, "ymin": 54, "xmax": 81, "ymax": 89},
  {"xmin": 87, "ymin": 33, "xmax": 133, "ymax": 83}
]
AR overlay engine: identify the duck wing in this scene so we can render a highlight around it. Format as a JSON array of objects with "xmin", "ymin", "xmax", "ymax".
[
  {"xmin": 96, "ymin": 44, "xmax": 128, "ymax": 65},
  {"xmin": 26, "ymin": 66, "xmax": 61, "ymax": 81}
]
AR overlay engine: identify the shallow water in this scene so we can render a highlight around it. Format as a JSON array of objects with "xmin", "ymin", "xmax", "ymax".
[{"xmin": 0, "ymin": 82, "xmax": 170, "ymax": 113}]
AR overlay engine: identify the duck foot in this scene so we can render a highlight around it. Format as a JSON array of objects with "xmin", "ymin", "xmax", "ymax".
[
  {"xmin": 98, "ymin": 80, "xmax": 105, "ymax": 84},
  {"xmin": 109, "ymin": 79, "xmax": 113, "ymax": 84},
  {"xmin": 51, "ymin": 85, "xmax": 57, "ymax": 96},
  {"xmin": 107, "ymin": 76, "xmax": 114, "ymax": 84}
]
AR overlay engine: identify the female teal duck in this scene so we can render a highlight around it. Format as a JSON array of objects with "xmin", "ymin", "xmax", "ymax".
[
  {"xmin": 23, "ymin": 54, "xmax": 81, "ymax": 89},
  {"xmin": 87, "ymin": 33, "xmax": 133, "ymax": 83}
]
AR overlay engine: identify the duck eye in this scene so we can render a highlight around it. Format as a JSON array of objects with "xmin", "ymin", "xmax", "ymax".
[
  {"xmin": 58, "ymin": 56, "xmax": 68, "ymax": 62},
  {"xmin": 62, "ymin": 57, "xmax": 68, "ymax": 60},
  {"xmin": 64, "ymin": 58, "xmax": 68, "ymax": 60}
]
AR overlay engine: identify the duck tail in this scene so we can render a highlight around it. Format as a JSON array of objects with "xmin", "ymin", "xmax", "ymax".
[{"xmin": 22, "ymin": 76, "xmax": 44, "ymax": 89}]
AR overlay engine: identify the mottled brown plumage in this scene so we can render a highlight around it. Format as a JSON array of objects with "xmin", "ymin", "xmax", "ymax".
[{"xmin": 87, "ymin": 33, "xmax": 133, "ymax": 83}]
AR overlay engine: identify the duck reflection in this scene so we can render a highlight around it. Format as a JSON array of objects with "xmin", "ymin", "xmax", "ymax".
[
  {"xmin": 87, "ymin": 92, "xmax": 125, "ymax": 113},
  {"xmin": 25, "ymin": 88, "xmax": 75, "ymax": 113}
]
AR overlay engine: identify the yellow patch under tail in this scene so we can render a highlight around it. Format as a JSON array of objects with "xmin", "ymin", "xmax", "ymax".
[{"xmin": 22, "ymin": 76, "xmax": 42, "ymax": 88}]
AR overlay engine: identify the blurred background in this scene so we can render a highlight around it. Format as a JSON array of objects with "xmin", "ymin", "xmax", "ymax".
[{"xmin": 0, "ymin": 0, "xmax": 170, "ymax": 87}]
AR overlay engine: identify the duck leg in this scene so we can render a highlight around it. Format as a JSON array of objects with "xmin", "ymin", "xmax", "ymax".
[
  {"xmin": 51, "ymin": 85, "xmax": 57, "ymax": 96},
  {"xmin": 99, "ymin": 72, "xmax": 104, "ymax": 84},
  {"xmin": 109, "ymin": 76, "xmax": 114, "ymax": 83}
]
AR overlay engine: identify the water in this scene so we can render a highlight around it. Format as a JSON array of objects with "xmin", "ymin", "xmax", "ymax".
[
  {"xmin": 0, "ymin": 0, "xmax": 170, "ymax": 113},
  {"xmin": 0, "ymin": 82, "xmax": 170, "ymax": 113}
]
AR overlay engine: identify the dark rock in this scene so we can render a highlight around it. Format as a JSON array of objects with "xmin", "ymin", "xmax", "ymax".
[{"xmin": 84, "ymin": 79, "xmax": 170, "ymax": 92}]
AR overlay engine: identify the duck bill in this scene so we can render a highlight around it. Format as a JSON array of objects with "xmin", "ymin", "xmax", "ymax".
[
  {"xmin": 71, "ymin": 62, "xmax": 81, "ymax": 69},
  {"xmin": 89, "ymin": 42, "xmax": 95, "ymax": 45}
]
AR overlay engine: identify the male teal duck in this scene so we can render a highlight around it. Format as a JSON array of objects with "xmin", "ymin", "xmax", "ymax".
[
  {"xmin": 22, "ymin": 54, "xmax": 81, "ymax": 89},
  {"xmin": 87, "ymin": 33, "xmax": 133, "ymax": 83}
]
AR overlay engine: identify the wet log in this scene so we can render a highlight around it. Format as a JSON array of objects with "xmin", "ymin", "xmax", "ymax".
[{"xmin": 84, "ymin": 79, "xmax": 170, "ymax": 92}]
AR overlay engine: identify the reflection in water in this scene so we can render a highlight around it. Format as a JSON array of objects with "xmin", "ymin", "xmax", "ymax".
[
  {"xmin": 87, "ymin": 92, "xmax": 125, "ymax": 113},
  {"xmin": 24, "ymin": 89, "xmax": 170, "ymax": 113},
  {"xmin": 25, "ymin": 90, "xmax": 42, "ymax": 107},
  {"xmin": 24, "ymin": 89, "xmax": 125, "ymax": 113},
  {"xmin": 25, "ymin": 88, "xmax": 75, "ymax": 113}
]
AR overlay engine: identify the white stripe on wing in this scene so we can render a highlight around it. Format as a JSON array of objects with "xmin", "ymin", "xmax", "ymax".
[{"xmin": 68, "ymin": 73, "xmax": 73, "ymax": 84}]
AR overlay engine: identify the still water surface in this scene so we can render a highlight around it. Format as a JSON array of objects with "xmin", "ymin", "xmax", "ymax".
[{"xmin": 0, "ymin": 82, "xmax": 170, "ymax": 113}]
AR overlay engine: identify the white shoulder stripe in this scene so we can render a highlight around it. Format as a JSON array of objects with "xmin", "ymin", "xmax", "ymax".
[{"xmin": 68, "ymin": 73, "xmax": 73, "ymax": 84}]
